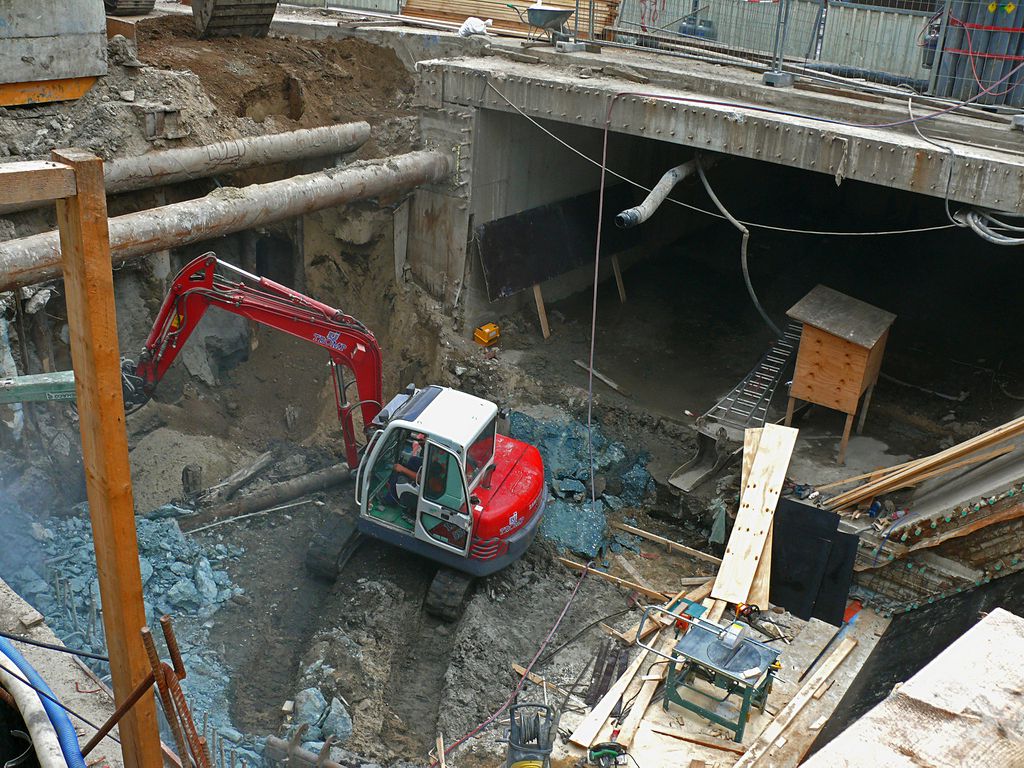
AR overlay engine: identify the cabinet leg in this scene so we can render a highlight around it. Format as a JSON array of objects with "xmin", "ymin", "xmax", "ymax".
[
  {"xmin": 857, "ymin": 384, "xmax": 875, "ymax": 434},
  {"xmin": 784, "ymin": 397, "xmax": 797, "ymax": 427}
]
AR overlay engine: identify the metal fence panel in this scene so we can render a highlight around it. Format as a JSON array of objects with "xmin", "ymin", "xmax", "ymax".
[
  {"xmin": 819, "ymin": 2, "xmax": 931, "ymax": 79},
  {"xmin": 934, "ymin": 0, "xmax": 1024, "ymax": 106}
]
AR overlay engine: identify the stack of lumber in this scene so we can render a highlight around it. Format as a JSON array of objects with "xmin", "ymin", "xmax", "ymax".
[
  {"xmin": 400, "ymin": 0, "xmax": 621, "ymax": 39},
  {"xmin": 821, "ymin": 414, "xmax": 1024, "ymax": 512}
]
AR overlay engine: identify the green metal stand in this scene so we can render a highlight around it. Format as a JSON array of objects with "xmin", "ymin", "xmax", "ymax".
[{"xmin": 664, "ymin": 658, "xmax": 775, "ymax": 742}]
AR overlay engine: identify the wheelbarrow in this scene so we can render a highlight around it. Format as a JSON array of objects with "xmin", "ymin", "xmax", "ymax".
[{"xmin": 507, "ymin": 3, "xmax": 575, "ymax": 45}]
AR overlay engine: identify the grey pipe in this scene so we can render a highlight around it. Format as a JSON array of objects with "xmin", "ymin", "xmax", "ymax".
[
  {"xmin": 0, "ymin": 122, "xmax": 371, "ymax": 215},
  {"xmin": 0, "ymin": 149, "xmax": 451, "ymax": 291},
  {"xmin": 615, "ymin": 159, "xmax": 701, "ymax": 228}
]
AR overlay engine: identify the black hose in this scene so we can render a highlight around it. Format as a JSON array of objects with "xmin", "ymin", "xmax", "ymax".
[{"xmin": 0, "ymin": 629, "xmax": 109, "ymax": 662}]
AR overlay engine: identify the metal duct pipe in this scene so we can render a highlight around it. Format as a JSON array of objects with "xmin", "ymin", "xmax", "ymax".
[
  {"xmin": 0, "ymin": 122, "xmax": 372, "ymax": 215},
  {"xmin": 614, "ymin": 159, "xmax": 701, "ymax": 229},
  {"xmin": 0, "ymin": 149, "xmax": 451, "ymax": 291}
]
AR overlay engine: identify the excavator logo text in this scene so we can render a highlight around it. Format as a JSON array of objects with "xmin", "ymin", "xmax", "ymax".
[
  {"xmin": 500, "ymin": 510, "xmax": 524, "ymax": 535},
  {"xmin": 313, "ymin": 330, "xmax": 348, "ymax": 353}
]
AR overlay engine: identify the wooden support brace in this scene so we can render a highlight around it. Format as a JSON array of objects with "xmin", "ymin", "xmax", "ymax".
[
  {"xmin": 0, "ymin": 160, "xmax": 76, "ymax": 206},
  {"xmin": 611, "ymin": 253, "xmax": 626, "ymax": 303},
  {"xmin": 557, "ymin": 557, "xmax": 671, "ymax": 601},
  {"xmin": 533, "ymin": 283, "xmax": 550, "ymax": 339},
  {"xmin": 54, "ymin": 148, "xmax": 161, "ymax": 768}
]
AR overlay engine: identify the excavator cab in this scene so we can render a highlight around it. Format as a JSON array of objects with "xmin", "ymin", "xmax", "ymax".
[{"xmin": 357, "ymin": 386, "xmax": 500, "ymax": 562}]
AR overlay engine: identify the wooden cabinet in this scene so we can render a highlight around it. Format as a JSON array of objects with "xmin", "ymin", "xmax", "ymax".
[{"xmin": 784, "ymin": 285, "xmax": 895, "ymax": 464}]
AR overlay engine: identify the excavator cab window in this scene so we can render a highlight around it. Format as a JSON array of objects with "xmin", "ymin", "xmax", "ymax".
[
  {"xmin": 465, "ymin": 416, "xmax": 497, "ymax": 490},
  {"xmin": 417, "ymin": 442, "xmax": 471, "ymax": 554}
]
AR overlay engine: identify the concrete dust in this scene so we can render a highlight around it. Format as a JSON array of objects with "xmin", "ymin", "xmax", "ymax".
[{"xmin": 129, "ymin": 427, "xmax": 255, "ymax": 511}]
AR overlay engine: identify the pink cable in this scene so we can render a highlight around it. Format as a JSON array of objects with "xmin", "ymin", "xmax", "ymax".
[{"xmin": 431, "ymin": 561, "xmax": 594, "ymax": 765}]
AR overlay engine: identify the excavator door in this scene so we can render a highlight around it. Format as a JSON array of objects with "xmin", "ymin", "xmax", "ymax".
[{"xmin": 415, "ymin": 441, "xmax": 473, "ymax": 557}]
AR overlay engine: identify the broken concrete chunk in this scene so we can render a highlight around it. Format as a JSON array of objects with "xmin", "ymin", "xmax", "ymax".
[
  {"xmin": 194, "ymin": 557, "xmax": 219, "ymax": 602},
  {"xmin": 322, "ymin": 697, "xmax": 353, "ymax": 743},
  {"xmin": 294, "ymin": 687, "xmax": 328, "ymax": 728},
  {"xmin": 18, "ymin": 608, "xmax": 43, "ymax": 630},
  {"xmin": 165, "ymin": 578, "xmax": 203, "ymax": 611}
]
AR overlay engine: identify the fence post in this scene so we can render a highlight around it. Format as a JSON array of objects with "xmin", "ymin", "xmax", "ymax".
[
  {"xmin": 764, "ymin": 0, "xmax": 796, "ymax": 86},
  {"xmin": 927, "ymin": 0, "xmax": 952, "ymax": 95}
]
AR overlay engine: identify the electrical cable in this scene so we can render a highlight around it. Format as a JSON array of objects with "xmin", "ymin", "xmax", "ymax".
[
  {"xmin": 484, "ymin": 82, "xmax": 956, "ymax": 238},
  {"xmin": 695, "ymin": 154, "xmax": 782, "ymax": 337},
  {"xmin": 908, "ymin": 95, "xmax": 958, "ymax": 226},
  {"xmin": 431, "ymin": 561, "xmax": 593, "ymax": 765},
  {"xmin": 536, "ymin": 606, "xmax": 635, "ymax": 668},
  {"xmin": 0, "ymin": 629, "xmax": 109, "ymax": 663},
  {"xmin": 0, "ymin": 661, "xmax": 120, "ymax": 745}
]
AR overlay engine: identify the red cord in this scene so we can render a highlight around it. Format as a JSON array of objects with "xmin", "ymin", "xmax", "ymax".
[{"xmin": 430, "ymin": 561, "xmax": 594, "ymax": 765}]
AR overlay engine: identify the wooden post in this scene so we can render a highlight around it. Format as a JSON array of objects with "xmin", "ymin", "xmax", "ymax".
[
  {"xmin": 784, "ymin": 396, "xmax": 797, "ymax": 427},
  {"xmin": 53, "ymin": 149, "xmax": 161, "ymax": 768},
  {"xmin": 611, "ymin": 253, "xmax": 626, "ymax": 303},
  {"xmin": 857, "ymin": 383, "xmax": 875, "ymax": 434},
  {"xmin": 532, "ymin": 283, "xmax": 550, "ymax": 339}
]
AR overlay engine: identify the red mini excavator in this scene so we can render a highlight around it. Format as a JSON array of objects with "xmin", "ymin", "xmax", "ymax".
[{"xmin": 122, "ymin": 253, "xmax": 547, "ymax": 620}]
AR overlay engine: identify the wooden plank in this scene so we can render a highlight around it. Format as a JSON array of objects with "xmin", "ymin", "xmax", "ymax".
[
  {"xmin": 611, "ymin": 253, "xmax": 626, "ymax": 303},
  {"xmin": 734, "ymin": 637, "xmax": 858, "ymax": 767},
  {"xmin": 574, "ymin": 359, "xmax": 627, "ymax": 395},
  {"xmin": 619, "ymin": 578, "xmax": 714, "ymax": 645},
  {"xmin": 616, "ymin": 631, "xmax": 676, "ymax": 748},
  {"xmin": 744, "ymin": 429, "xmax": 773, "ymax": 608},
  {"xmin": 557, "ymin": 557, "xmax": 671, "ymax": 601},
  {"xmin": 826, "ymin": 415, "xmax": 1024, "ymax": 509},
  {"xmin": 812, "ymin": 678, "xmax": 834, "ymax": 700},
  {"xmin": 54, "ymin": 148, "xmax": 161, "ymax": 768},
  {"xmin": 610, "ymin": 522, "xmax": 722, "ymax": 565},
  {"xmin": 533, "ymin": 283, "xmax": 550, "ymax": 339},
  {"xmin": 712, "ymin": 424, "xmax": 798, "ymax": 604},
  {"xmin": 647, "ymin": 725, "xmax": 747, "ymax": 755},
  {"xmin": 569, "ymin": 639, "xmax": 653, "ymax": 748},
  {"xmin": 401, "ymin": 0, "xmax": 620, "ymax": 37},
  {"xmin": 0, "ymin": 160, "xmax": 75, "ymax": 205},
  {"xmin": 511, "ymin": 663, "xmax": 578, "ymax": 701}
]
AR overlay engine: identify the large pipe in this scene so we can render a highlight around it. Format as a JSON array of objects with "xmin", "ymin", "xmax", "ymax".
[
  {"xmin": 0, "ymin": 122, "xmax": 371, "ymax": 215},
  {"xmin": 614, "ymin": 159, "xmax": 700, "ymax": 229},
  {"xmin": 0, "ymin": 149, "xmax": 451, "ymax": 291}
]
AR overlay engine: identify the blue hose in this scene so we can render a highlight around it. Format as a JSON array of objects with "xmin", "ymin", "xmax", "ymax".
[{"xmin": 0, "ymin": 635, "xmax": 86, "ymax": 768}]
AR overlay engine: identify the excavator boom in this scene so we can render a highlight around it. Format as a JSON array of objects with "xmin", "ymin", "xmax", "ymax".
[{"xmin": 126, "ymin": 253, "xmax": 383, "ymax": 467}]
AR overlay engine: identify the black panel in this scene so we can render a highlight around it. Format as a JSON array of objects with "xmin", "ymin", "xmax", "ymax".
[
  {"xmin": 770, "ymin": 500, "xmax": 855, "ymax": 625},
  {"xmin": 811, "ymin": 531, "xmax": 859, "ymax": 626},
  {"xmin": 475, "ymin": 184, "xmax": 642, "ymax": 301}
]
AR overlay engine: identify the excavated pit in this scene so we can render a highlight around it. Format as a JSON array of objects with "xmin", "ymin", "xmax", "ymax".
[{"xmin": 4, "ymin": 12, "xmax": 1024, "ymax": 768}]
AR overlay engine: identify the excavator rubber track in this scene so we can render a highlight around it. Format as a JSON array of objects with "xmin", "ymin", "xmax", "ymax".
[
  {"xmin": 305, "ymin": 513, "xmax": 363, "ymax": 582},
  {"xmin": 104, "ymin": 0, "xmax": 157, "ymax": 14},
  {"xmin": 193, "ymin": 0, "xmax": 279, "ymax": 38}
]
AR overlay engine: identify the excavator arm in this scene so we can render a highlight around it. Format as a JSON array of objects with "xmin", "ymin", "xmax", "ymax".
[{"xmin": 123, "ymin": 253, "xmax": 383, "ymax": 468}]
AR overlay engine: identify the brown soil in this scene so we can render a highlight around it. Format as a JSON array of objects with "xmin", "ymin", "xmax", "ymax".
[{"xmin": 137, "ymin": 15, "xmax": 414, "ymax": 133}]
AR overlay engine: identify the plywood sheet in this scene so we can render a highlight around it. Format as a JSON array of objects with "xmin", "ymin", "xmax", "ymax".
[
  {"xmin": 791, "ymin": 324, "xmax": 869, "ymax": 414},
  {"xmin": 712, "ymin": 424, "xmax": 798, "ymax": 605},
  {"xmin": 786, "ymin": 284, "xmax": 895, "ymax": 349}
]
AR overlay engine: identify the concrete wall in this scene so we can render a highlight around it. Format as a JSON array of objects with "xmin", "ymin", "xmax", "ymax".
[{"xmin": 0, "ymin": 0, "xmax": 107, "ymax": 83}]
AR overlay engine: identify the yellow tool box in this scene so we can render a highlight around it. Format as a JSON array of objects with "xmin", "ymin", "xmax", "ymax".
[{"xmin": 474, "ymin": 322, "xmax": 500, "ymax": 347}]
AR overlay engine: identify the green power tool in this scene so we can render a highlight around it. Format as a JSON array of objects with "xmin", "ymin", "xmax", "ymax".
[{"xmin": 588, "ymin": 742, "xmax": 627, "ymax": 767}]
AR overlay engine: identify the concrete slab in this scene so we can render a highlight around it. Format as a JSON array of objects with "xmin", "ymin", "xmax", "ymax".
[{"xmin": 0, "ymin": 578, "xmax": 125, "ymax": 768}]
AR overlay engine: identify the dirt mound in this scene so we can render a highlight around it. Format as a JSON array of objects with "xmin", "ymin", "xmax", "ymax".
[{"xmin": 137, "ymin": 15, "xmax": 414, "ymax": 132}]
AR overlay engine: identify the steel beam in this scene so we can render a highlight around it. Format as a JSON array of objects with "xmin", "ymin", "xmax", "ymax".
[
  {"xmin": 0, "ymin": 370, "xmax": 76, "ymax": 404},
  {"xmin": 427, "ymin": 60, "xmax": 1024, "ymax": 212}
]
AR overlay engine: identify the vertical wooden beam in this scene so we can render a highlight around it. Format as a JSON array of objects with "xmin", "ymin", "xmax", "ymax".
[
  {"xmin": 838, "ymin": 412, "xmax": 855, "ymax": 465},
  {"xmin": 53, "ymin": 148, "xmax": 161, "ymax": 768},
  {"xmin": 611, "ymin": 253, "xmax": 626, "ymax": 303},
  {"xmin": 532, "ymin": 283, "xmax": 550, "ymax": 339}
]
